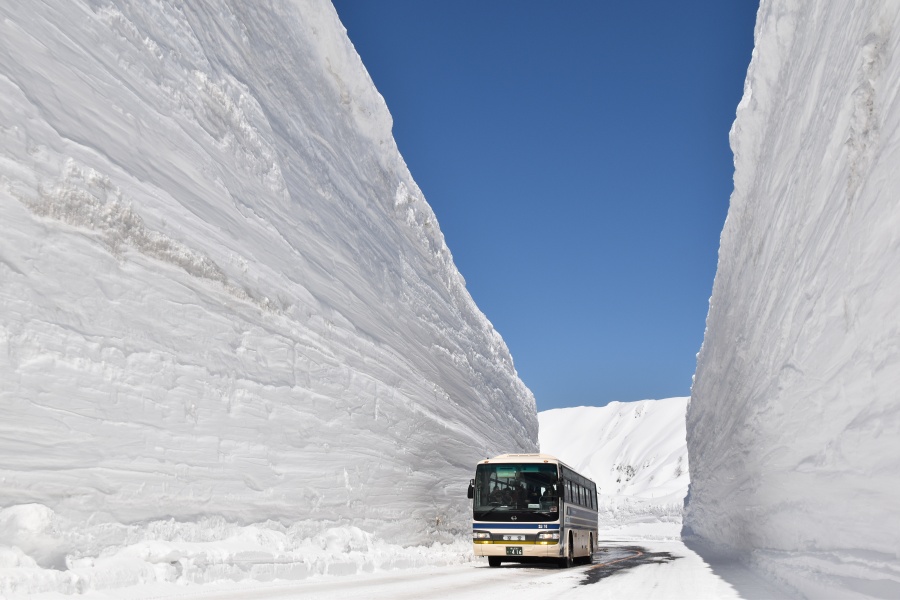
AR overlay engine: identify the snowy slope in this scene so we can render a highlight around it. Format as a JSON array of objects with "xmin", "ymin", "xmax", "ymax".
[
  {"xmin": 685, "ymin": 1, "xmax": 900, "ymax": 598},
  {"xmin": 539, "ymin": 398, "xmax": 689, "ymax": 539},
  {"xmin": 0, "ymin": 0, "xmax": 537, "ymax": 593}
]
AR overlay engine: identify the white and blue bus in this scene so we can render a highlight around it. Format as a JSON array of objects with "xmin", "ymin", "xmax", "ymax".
[{"xmin": 467, "ymin": 453, "xmax": 598, "ymax": 568}]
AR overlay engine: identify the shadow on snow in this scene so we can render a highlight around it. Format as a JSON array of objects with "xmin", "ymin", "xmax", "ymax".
[{"xmin": 581, "ymin": 546, "xmax": 679, "ymax": 585}]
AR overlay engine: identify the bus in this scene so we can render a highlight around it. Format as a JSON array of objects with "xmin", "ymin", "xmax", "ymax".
[{"xmin": 467, "ymin": 453, "xmax": 598, "ymax": 568}]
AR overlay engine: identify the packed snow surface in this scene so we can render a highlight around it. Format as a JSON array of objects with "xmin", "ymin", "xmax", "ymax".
[
  {"xmin": 24, "ymin": 540, "xmax": 798, "ymax": 600},
  {"xmin": 685, "ymin": 1, "xmax": 900, "ymax": 598},
  {"xmin": 0, "ymin": 0, "xmax": 537, "ymax": 594},
  {"xmin": 540, "ymin": 398, "xmax": 689, "ymax": 540}
]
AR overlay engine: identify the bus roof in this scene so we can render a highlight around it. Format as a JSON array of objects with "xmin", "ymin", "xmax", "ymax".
[{"xmin": 485, "ymin": 453, "xmax": 561, "ymax": 463}]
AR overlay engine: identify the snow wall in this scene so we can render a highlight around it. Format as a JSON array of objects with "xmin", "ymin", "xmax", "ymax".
[
  {"xmin": 0, "ymin": 0, "xmax": 537, "ymax": 582},
  {"xmin": 684, "ymin": 1, "xmax": 900, "ymax": 597}
]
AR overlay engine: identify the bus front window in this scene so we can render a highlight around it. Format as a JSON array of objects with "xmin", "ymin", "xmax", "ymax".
[{"xmin": 473, "ymin": 463, "xmax": 559, "ymax": 522}]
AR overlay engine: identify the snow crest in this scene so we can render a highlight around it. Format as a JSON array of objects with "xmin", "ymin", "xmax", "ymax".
[{"xmin": 539, "ymin": 398, "xmax": 690, "ymax": 541}]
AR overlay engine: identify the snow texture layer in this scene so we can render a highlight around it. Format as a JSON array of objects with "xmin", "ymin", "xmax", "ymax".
[
  {"xmin": 0, "ymin": 0, "xmax": 537, "ymax": 592},
  {"xmin": 539, "ymin": 398, "xmax": 689, "ymax": 540},
  {"xmin": 685, "ymin": 1, "xmax": 900, "ymax": 598}
]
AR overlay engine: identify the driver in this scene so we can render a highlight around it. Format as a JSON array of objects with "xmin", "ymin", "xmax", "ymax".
[{"xmin": 489, "ymin": 484, "xmax": 502, "ymax": 504}]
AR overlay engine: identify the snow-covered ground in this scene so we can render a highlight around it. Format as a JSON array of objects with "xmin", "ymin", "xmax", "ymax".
[
  {"xmin": 539, "ymin": 398, "xmax": 689, "ymax": 541},
  {"xmin": 0, "ymin": 0, "xmax": 537, "ymax": 595},
  {"xmin": 685, "ymin": 1, "xmax": 900, "ymax": 598},
  {"xmin": 24, "ymin": 540, "xmax": 797, "ymax": 600}
]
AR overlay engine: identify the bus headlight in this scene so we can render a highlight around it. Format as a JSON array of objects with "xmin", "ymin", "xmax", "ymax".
[
  {"xmin": 537, "ymin": 532, "xmax": 560, "ymax": 540},
  {"xmin": 473, "ymin": 532, "xmax": 491, "ymax": 539}
]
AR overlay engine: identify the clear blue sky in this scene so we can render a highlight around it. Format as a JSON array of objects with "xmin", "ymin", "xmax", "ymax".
[{"xmin": 332, "ymin": 1, "xmax": 759, "ymax": 411}]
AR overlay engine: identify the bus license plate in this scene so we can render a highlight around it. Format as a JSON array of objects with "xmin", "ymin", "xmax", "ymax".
[{"xmin": 506, "ymin": 546, "xmax": 523, "ymax": 556}]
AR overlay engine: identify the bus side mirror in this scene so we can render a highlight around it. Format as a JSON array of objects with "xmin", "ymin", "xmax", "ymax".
[{"xmin": 467, "ymin": 479, "xmax": 474, "ymax": 499}]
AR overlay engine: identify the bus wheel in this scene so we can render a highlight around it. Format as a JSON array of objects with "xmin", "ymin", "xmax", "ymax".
[
  {"xmin": 488, "ymin": 557, "xmax": 501, "ymax": 568},
  {"xmin": 577, "ymin": 533, "xmax": 593, "ymax": 565},
  {"xmin": 559, "ymin": 534, "xmax": 574, "ymax": 569}
]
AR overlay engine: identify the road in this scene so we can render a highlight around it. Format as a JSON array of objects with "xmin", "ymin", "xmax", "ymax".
[{"xmin": 130, "ymin": 541, "xmax": 795, "ymax": 600}]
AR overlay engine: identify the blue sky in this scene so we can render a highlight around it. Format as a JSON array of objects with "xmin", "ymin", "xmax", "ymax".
[{"xmin": 332, "ymin": 1, "xmax": 759, "ymax": 411}]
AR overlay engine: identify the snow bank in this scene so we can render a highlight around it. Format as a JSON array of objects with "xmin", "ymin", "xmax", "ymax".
[
  {"xmin": 0, "ymin": 505, "xmax": 473, "ymax": 596},
  {"xmin": 0, "ymin": 0, "xmax": 536, "ymax": 594},
  {"xmin": 685, "ymin": 1, "xmax": 900, "ymax": 597},
  {"xmin": 539, "ymin": 398, "xmax": 689, "ymax": 540}
]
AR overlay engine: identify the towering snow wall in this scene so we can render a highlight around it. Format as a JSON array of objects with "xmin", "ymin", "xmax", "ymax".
[
  {"xmin": 685, "ymin": 1, "xmax": 900, "ymax": 597},
  {"xmin": 0, "ymin": 0, "xmax": 537, "ymax": 564}
]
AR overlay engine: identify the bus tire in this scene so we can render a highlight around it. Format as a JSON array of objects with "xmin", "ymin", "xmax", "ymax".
[
  {"xmin": 488, "ymin": 557, "xmax": 501, "ymax": 568},
  {"xmin": 577, "ymin": 533, "xmax": 593, "ymax": 565},
  {"xmin": 559, "ymin": 534, "xmax": 574, "ymax": 569}
]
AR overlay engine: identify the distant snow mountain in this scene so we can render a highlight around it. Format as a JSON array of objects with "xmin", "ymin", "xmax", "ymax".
[
  {"xmin": 685, "ymin": 1, "xmax": 900, "ymax": 598},
  {"xmin": 0, "ymin": 0, "xmax": 536, "ymax": 592},
  {"xmin": 539, "ymin": 398, "xmax": 689, "ymax": 540}
]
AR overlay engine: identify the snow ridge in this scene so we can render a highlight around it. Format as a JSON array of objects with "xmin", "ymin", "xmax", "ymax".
[{"xmin": 539, "ymin": 398, "xmax": 690, "ymax": 540}]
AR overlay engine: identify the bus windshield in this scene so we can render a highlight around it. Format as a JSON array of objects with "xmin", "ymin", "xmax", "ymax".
[{"xmin": 473, "ymin": 462, "xmax": 559, "ymax": 522}]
